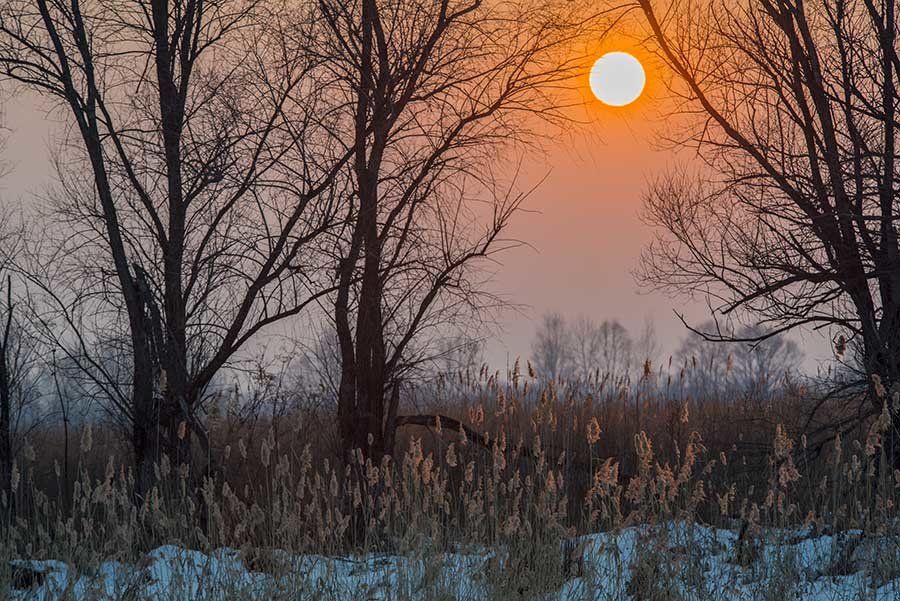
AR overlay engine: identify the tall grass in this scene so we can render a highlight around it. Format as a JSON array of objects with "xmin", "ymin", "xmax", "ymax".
[{"xmin": 3, "ymin": 364, "xmax": 898, "ymax": 599}]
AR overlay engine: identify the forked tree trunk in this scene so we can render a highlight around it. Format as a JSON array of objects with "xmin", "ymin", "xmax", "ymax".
[
  {"xmin": 336, "ymin": 0, "xmax": 391, "ymax": 466},
  {"xmin": 130, "ymin": 266, "xmax": 196, "ymax": 503},
  {"xmin": 130, "ymin": 321, "xmax": 161, "ymax": 504}
]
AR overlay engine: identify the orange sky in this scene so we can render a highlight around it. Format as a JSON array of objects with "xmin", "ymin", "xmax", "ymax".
[
  {"xmin": 0, "ymin": 62, "xmax": 828, "ymax": 371},
  {"xmin": 0, "ymin": 70, "xmax": 733, "ymax": 369},
  {"xmin": 484, "ymin": 86, "xmax": 712, "ymax": 367}
]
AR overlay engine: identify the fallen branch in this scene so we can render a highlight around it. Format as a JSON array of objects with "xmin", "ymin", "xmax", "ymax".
[
  {"xmin": 394, "ymin": 414, "xmax": 496, "ymax": 453},
  {"xmin": 393, "ymin": 414, "xmax": 610, "ymax": 469}
]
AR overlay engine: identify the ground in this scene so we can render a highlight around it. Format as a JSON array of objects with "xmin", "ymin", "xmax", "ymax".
[{"xmin": 10, "ymin": 522, "xmax": 900, "ymax": 600}]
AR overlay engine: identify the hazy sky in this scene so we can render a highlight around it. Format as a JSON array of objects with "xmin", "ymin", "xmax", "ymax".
[
  {"xmin": 0, "ymin": 72, "xmax": 829, "ymax": 371},
  {"xmin": 483, "ymin": 102, "xmax": 711, "ymax": 368},
  {"xmin": 0, "ymin": 28, "xmax": 700, "ymax": 375}
]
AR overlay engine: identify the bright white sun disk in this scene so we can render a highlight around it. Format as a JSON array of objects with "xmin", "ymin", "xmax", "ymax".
[{"xmin": 589, "ymin": 52, "xmax": 645, "ymax": 107}]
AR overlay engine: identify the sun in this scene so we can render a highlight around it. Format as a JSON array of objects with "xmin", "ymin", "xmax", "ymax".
[{"xmin": 589, "ymin": 52, "xmax": 646, "ymax": 107}]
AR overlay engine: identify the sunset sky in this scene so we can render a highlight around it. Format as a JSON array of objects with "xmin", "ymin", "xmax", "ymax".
[
  {"xmin": 0, "ymin": 53, "xmax": 828, "ymax": 371},
  {"xmin": 482, "ymin": 37, "xmax": 729, "ymax": 368},
  {"xmin": 488, "ymin": 117, "xmax": 706, "ymax": 367}
]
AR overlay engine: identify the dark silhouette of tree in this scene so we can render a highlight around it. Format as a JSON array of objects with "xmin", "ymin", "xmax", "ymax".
[
  {"xmin": 0, "ymin": 0, "xmax": 348, "ymax": 499},
  {"xmin": 0, "ymin": 215, "xmax": 43, "ymax": 520},
  {"xmin": 0, "ymin": 252, "xmax": 14, "ymax": 514},
  {"xmin": 636, "ymin": 0, "xmax": 900, "ymax": 457},
  {"xmin": 319, "ymin": 0, "xmax": 603, "ymax": 460},
  {"xmin": 0, "ymin": 117, "xmax": 11, "ymax": 513}
]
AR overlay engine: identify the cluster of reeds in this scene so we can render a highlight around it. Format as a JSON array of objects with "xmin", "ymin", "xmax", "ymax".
[{"xmin": 3, "ymin": 366, "xmax": 900, "ymax": 599}]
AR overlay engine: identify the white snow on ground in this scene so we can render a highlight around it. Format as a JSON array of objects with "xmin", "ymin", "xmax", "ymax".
[{"xmin": 9, "ymin": 523, "xmax": 900, "ymax": 600}]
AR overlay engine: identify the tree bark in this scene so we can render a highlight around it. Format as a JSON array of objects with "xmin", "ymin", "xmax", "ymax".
[{"xmin": 0, "ymin": 298, "xmax": 12, "ymax": 515}]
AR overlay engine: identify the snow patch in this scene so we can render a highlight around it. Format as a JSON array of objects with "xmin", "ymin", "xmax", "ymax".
[{"xmin": 9, "ymin": 524, "xmax": 900, "ymax": 600}]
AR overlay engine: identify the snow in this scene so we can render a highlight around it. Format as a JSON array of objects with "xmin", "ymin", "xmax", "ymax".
[{"xmin": 9, "ymin": 523, "xmax": 900, "ymax": 600}]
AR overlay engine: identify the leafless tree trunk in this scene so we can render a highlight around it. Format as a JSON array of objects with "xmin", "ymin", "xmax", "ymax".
[
  {"xmin": 635, "ymin": 0, "xmax": 900, "ymax": 459},
  {"xmin": 319, "ymin": 0, "xmax": 601, "ymax": 462},
  {"xmin": 0, "ymin": 0, "xmax": 348, "ymax": 500},
  {"xmin": 0, "ymin": 211, "xmax": 23, "ymax": 517},
  {"xmin": 0, "ymin": 216, "xmax": 41, "ymax": 519},
  {"xmin": 0, "ymin": 274, "xmax": 13, "ymax": 512}
]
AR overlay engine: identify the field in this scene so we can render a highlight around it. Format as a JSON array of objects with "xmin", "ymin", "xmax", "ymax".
[
  {"xmin": 2, "ymin": 0, "xmax": 899, "ymax": 597},
  {"xmin": 4, "ymin": 367, "xmax": 900, "ymax": 600}
]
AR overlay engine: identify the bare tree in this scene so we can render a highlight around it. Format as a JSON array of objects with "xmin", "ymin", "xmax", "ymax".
[
  {"xmin": 595, "ymin": 319, "xmax": 634, "ymax": 379},
  {"xmin": 318, "ymin": 0, "xmax": 602, "ymax": 460},
  {"xmin": 0, "ymin": 215, "xmax": 43, "ymax": 516},
  {"xmin": 635, "ymin": 0, "xmax": 900, "ymax": 455},
  {"xmin": 675, "ymin": 321, "xmax": 803, "ymax": 400},
  {"xmin": 532, "ymin": 312, "xmax": 573, "ymax": 381},
  {"xmin": 635, "ymin": 316, "xmax": 660, "ymax": 368},
  {"xmin": 533, "ymin": 312, "xmax": 635, "ymax": 382},
  {"xmin": 568, "ymin": 315, "xmax": 635, "ymax": 379},
  {"xmin": 569, "ymin": 314, "xmax": 602, "ymax": 379},
  {"xmin": 0, "ymin": 234, "xmax": 15, "ymax": 510},
  {"xmin": 730, "ymin": 328, "xmax": 804, "ymax": 399},
  {"xmin": 434, "ymin": 335, "xmax": 485, "ymax": 377},
  {"xmin": 0, "ymin": 111, "xmax": 11, "ymax": 510},
  {"xmin": 0, "ymin": 0, "xmax": 348, "ymax": 499}
]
